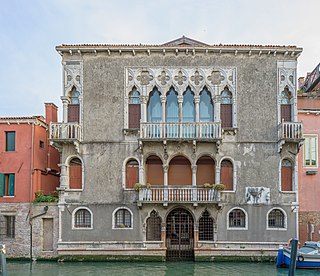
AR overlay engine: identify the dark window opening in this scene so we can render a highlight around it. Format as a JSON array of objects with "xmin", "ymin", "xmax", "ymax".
[
  {"xmin": 74, "ymin": 209, "xmax": 91, "ymax": 228},
  {"xmin": 229, "ymin": 209, "xmax": 246, "ymax": 228},
  {"xmin": 268, "ymin": 209, "xmax": 285, "ymax": 228},
  {"xmin": 146, "ymin": 210, "xmax": 162, "ymax": 241},
  {"xmin": 199, "ymin": 210, "xmax": 214, "ymax": 241},
  {"xmin": 6, "ymin": 131, "xmax": 15, "ymax": 151},
  {"xmin": 115, "ymin": 209, "xmax": 131, "ymax": 228}
]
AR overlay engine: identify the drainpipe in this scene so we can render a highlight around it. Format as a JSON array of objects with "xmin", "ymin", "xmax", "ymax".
[{"xmin": 29, "ymin": 123, "xmax": 35, "ymax": 261}]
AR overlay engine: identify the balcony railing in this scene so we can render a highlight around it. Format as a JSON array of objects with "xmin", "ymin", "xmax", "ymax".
[
  {"xmin": 140, "ymin": 122, "xmax": 221, "ymax": 140},
  {"xmin": 50, "ymin": 122, "xmax": 82, "ymax": 142},
  {"xmin": 138, "ymin": 186, "xmax": 221, "ymax": 206},
  {"xmin": 278, "ymin": 122, "xmax": 303, "ymax": 141}
]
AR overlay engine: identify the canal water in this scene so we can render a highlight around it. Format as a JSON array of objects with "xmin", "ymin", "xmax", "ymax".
[{"xmin": 6, "ymin": 261, "xmax": 320, "ymax": 276}]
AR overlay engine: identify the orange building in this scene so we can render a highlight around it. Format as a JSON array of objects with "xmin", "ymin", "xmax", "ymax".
[
  {"xmin": 298, "ymin": 69, "xmax": 320, "ymax": 244},
  {"xmin": 0, "ymin": 103, "xmax": 60, "ymax": 257}
]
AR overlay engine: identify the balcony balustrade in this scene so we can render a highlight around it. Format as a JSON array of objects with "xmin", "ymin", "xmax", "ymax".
[
  {"xmin": 278, "ymin": 121, "xmax": 303, "ymax": 141},
  {"xmin": 137, "ymin": 186, "xmax": 221, "ymax": 206},
  {"xmin": 50, "ymin": 122, "xmax": 82, "ymax": 142},
  {"xmin": 140, "ymin": 122, "xmax": 221, "ymax": 140}
]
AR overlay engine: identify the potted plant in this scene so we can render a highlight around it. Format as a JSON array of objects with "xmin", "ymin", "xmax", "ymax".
[
  {"xmin": 203, "ymin": 183, "xmax": 212, "ymax": 188},
  {"xmin": 134, "ymin": 183, "xmax": 143, "ymax": 192},
  {"xmin": 213, "ymin": 184, "xmax": 225, "ymax": 191}
]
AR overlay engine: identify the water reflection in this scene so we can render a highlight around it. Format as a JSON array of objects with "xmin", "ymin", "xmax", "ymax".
[{"xmin": 8, "ymin": 261, "xmax": 320, "ymax": 276}]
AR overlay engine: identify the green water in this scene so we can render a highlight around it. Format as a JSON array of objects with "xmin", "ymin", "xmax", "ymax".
[{"xmin": 6, "ymin": 261, "xmax": 320, "ymax": 276}]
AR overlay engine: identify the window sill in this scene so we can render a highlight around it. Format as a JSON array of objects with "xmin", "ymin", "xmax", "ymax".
[{"xmin": 2, "ymin": 196, "xmax": 15, "ymax": 198}]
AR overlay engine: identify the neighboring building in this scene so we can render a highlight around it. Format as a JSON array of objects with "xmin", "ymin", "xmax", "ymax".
[
  {"xmin": 298, "ymin": 63, "xmax": 320, "ymax": 244},
  {"xmin": 51, "ymin": 36, "xmax": 303, "ymax": 261},
  {"xmin": 0, "ymin": 103, "xmax": 60, "ymax": 258}
]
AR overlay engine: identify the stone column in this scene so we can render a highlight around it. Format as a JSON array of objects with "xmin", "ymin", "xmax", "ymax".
[
  {"xmin": 192, "ymin": 165, "xmax": 197, "ymax": 186},
  {"xmin": 163, "ymin": 165, "xmax": 168, "ymax": 186},
  {"xmin": 140, "ymin": 95, "xmax": 148, "ymax": 123},
  {"xmin": 178, "ymin": 95, "xmax": 184, "ymax": 122},
  {"xmin": 58, "ymin": 164, "xmax": 69, "ymax": 189},
  {"xmin": 194, "ymin": 224, "xmax": 199, "ymax": 249},
  {"xmin": 161, "ymin": 223, "xmax": 166, "ymax": 248},
  {"xmin": 216, "ymin": 166, "xmax": 221, "ymax": 185},
  {"xmin": 194, "ymin": 96, "xmax": 200, "ymax": 122},
  {"xmin": 161, "ymin": 95, "xmax": 166, "ymax": 123},
  {"xmin": 61, "ymin": 96, "xmax": 70, "ymax": 123},
  {"xmin": 214, "ymin": 95, "xmax": 221, "ymax": 123}
]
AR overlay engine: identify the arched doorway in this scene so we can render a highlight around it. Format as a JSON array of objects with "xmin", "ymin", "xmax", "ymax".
[{"xmin": 166, "ymin": 208, "xmax": 194, "ymax": 260}]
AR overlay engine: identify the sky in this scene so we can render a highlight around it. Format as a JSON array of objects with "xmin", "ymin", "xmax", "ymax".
[{"xmin": 1, "ymin": 0, "xmax": 320, "ymax": 118}]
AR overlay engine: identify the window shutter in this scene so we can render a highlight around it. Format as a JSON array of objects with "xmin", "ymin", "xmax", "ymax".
[
  {"xmin": 221, "ymin": 160, "xmax": 233, "ymax": 190},
  {"xmin": 8, "ymin": 174, "xmax": 15, "ymax": 196},
  {"xmin": 129, "ymin": 104, "xmax": 141, "ymax": 128},
  {"xmin": 281, "ymin": 105, "xmax": 291, "ymax": 122},
  {"xmin": 126, "ymin": 161, "xmax": 139, "ymax": 188},
  {"xmin": 281, "ymin": 165, "xmax": 292, "ymax": 191},
  {"xmin": 221, "ymin": 104, "xmax": 232, "ymax": 128},
  {"xmin": 0, "ymin": 174, "xmax": 5, "ymax": 196},
  {"xmin": 68, "ymin": 104, "xmax": 80, "ymax": 122},
  {"xmin": 69, "ymin": 165, "xmax": 82, "ymax": 189}
]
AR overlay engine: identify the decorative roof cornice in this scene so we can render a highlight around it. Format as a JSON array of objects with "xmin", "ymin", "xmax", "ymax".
[{"xmin": 0, "ymin": 116, "xmax": 47, "ymax": 127}]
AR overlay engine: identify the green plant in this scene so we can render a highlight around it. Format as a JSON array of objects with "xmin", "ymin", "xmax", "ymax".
[
  {"xmin": 34, "ymin": 190, "xmax": 58, "ymax": 203},
  {"xmin": 134, "ymin": 183, "xmax": 143, "ymax": 191},
  {"xmin": 203, "ymin": 183, "xmax": 212, "ymax": 188},
  {"xmin": 213, "ymin": 184, "xmax": 225, "ymax": 191}
]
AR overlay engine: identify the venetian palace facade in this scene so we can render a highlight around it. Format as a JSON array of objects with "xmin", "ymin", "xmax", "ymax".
[{"xmin": 50, "ymin": 37, "xmax": 303, "ymax": 260}]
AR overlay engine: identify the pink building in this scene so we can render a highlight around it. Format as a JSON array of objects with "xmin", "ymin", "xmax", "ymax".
[
  {"xmin": 298, "ymin": 75, "xmax": 320, "ymax": 244},
  {"xmin": 0, "ymin": 103, "xmax": 60, "ymax": 257}
]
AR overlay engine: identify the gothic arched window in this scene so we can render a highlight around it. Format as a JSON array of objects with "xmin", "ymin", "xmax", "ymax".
[
  {"xmin": 220, "ymin": 88, "xmax": 232, "ymax": 128},
  {"xmin": 146, "ymin": 210, "xmax": 162, "ymax": 241},
  {"xmin": 199, "ymin": 210, "xmax": 214, "ymax": 241},
  {"xmin": 128, "ymin": 88, "xmax": 141, "ymax": 128}
]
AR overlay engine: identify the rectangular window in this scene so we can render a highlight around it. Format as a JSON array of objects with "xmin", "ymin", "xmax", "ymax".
[
  {"xmin": 6, "ymin": 131, "xmax": 15, "ymax": 151},
  {"xmin": 0, "ymin": 173, "xmax": 15, "ymax": 196},
  {"xmin": 304, "ymin": 136, "xmax": 318, "ymax": 167},
  {"xmin": 5, "ymin": 216, "xmax": 15, "ymax": 238},
  {"xmin": 39, "ymin": 140, "xmax": 44, "ymax": 148}
]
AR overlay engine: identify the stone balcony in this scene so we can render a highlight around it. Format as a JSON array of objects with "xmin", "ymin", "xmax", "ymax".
[
  {"xmin": 278, "ymin": 121, "xmax": 303, "ymax": 151},
  {"xmin": 140, "ymin": 122, "xmax": 221, "ymax": 141},
  {"xmin": 137, "ymin": 186, "xmax": 221, "ymax": 207},
  {"xmin": 49, "ymin": 122, "xmax": 82, "ymax": 152}
]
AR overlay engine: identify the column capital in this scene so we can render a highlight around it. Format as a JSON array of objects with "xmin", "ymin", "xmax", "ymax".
[
  {"xmin": 194, "ymin": 95, "xmax": 200, "ymax": 104},
  {"xmin": 160, "ymin": 95, "xmax": 167, "ymax": 103},
  {"xmin": 61, "ymin": 96, "xmax": 70, "ymax": 104},
  {"xmin": 177, "ymin": 95, "xmax": 184, "ymax": 103},
  {"xmin": 191, "ymin": 165, "xmax": 197, "ymax": 173},
  {"xmin": 140, "ymin": 95, "xmax": 148, "ymax": 104}
]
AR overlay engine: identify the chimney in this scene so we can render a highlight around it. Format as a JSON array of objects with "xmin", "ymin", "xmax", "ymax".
[{"xmin": 45, "ymin": 103, "xmax": 58, "ymax": 124}]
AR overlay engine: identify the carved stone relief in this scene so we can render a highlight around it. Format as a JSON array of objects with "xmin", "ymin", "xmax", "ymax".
[
  {"xmin": 245, "ymin": 187, "xmax": 270, "ymax": 205},
  {"xmin": 64, "ymin": 61, "xmax": 83, "ymax": 96}
]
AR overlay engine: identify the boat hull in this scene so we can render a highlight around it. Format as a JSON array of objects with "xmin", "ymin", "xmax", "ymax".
[{"xmin": 277, "ymin": 247, "xmax": 320, "ymax": 269}]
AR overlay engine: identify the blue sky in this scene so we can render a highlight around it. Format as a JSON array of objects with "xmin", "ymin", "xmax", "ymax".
[{"xmin": 1, "ymin": 0, "xmax": 319, "ymax": 118}]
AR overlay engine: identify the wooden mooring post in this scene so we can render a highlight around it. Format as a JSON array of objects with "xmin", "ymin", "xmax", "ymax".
[{"xmin": 0, "ymin": 244, "xmax": 7, "ymax": 276}]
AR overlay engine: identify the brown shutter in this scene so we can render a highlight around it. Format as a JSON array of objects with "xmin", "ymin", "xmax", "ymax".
[
  {"xmin": 129, "ymin": 104, "xmax": 141, "ymax": 128},
  {"xmin": 68, "ymin": 104, "xmax": 80, "ymax": 122},
  {"xmin": 146, "ymin": 156, "xmax": 164, "ymax": 185},
  {"xmin": 168, "ymin": 156, "xmax": 192, "ymax": 186},
  {"xmin": 126, "ymin": 161, "xmax": 139, "ymax": 188},
  {"xmin": 221, "ymin": 160, "xmax": 233, "ymax": 190},
  {"xmin": 196, "ymin": 157, "xmax": 215, "ymax": 186},
  {"xmin": 281, "ymin": 164, "xmax": 292, "ymax": 191},
  {"xmin": 221, "ymin": 104, "xmax": 232, "ymax": 128},
  {"xmin": 281, "ymin": 105, "xmax": 291, "ymax": 122},
  {"xmin": 69, "ymin": 164, "xmax": 82, "ymax": 189}
]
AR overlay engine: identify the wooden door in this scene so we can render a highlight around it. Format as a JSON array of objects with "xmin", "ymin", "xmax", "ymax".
[
  {"xmin": 281, "ymin": 105, "xmax": 291, "ymax": 122},
  {"xmin": 221, "ymin": 160, "xmax": 233, "ymax": 190}
]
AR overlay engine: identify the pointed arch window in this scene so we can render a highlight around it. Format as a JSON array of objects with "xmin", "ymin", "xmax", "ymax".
[
  {"xmin": 166, "ymin": 88, "xmax": 179, "ymax": 123},
  {"xmin": 221, "ymin": 88, "xmax": 232, "ymax": 128},
  {"xmin": 69, "ymin": 157, "xmax": 82, "ymax": 189},
  {"xmin": 281, "ymin": 159, "xmax": 293, "ymax": 191},
  {"xmin": 182, "ymin": 88, "xmax": 195, "ymax": 122},
  {"xmin": 146, "ymin": 210, "xmax": 162, "ymax": 241},
  {"xmin": 147, "ymin": 89, "xmax": 162, "ymax": 122},
  {"xmin": 199, "ymin": 210, "xmax": 214, "ymax": 241},
  {"xmin": 200, "ymin": 88, "xmax": 214, "ymax": 122},
  {"xmin": 128, "ymin": 88, "xmax": 141, "ymax": 128},
  {"xmin": 68, "ymin": 87, "xmax": 80, "ymax": 122},
  {"xmin": 221, "ymin": 159, "xmax": 233, "ymax": 191},
  {"xmin": 126, "ymin": 159, "xmax": 139, "ymax": 189},
  {"xmin": 280, "ymin": 87, "xmax": 292, "ymax": 122}
]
